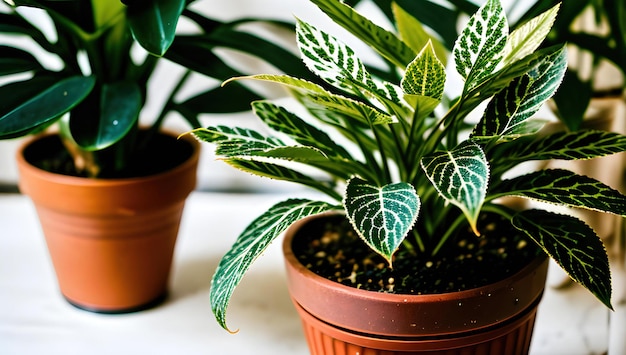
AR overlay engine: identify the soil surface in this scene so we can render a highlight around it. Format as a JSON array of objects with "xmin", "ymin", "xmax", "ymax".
[{"xmin": 292, "ymin": 214, "xmax": 542, "ymax": 294}]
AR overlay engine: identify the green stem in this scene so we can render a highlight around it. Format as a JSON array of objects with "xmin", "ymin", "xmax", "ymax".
[{"xmin": 431, "ymin": 213, "xmax": 466, "ymax": 257}]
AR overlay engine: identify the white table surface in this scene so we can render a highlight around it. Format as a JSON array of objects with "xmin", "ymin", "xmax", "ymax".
[{"xmin": 1, "ymin": 191, "xmax": 624, "ymax": 355}]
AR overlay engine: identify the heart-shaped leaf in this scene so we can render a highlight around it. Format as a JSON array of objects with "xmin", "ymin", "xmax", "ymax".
[
  {"xmin": 344, "ymin": 178, "xmax": 420, "ymax": 264},
  {"xmin": 512, "ymin": 210, "xmax": 612, "ymax": 309},
  {"xmin": 401, "ymin": 40, "xmax": 446, "ymax": 100},
  {"xmin": 210, "ymin": 199, "xmax": 341, "ymax": 332},
  {"xmin": 126, "ymin": 0, "xmax": 185, "ymax": 56},
  {"xmin": 421, "ymin": 141, "xmax": 489, "ymax": 234}
]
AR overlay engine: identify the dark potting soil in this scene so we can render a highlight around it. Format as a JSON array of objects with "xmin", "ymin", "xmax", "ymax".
[
  {"xmin": 22, "ymin": 132, "xmax": 194, "ymax": 179},
  {"xmin": 292, "ymin": 214, "xmax": 542, "ymax": 294}
]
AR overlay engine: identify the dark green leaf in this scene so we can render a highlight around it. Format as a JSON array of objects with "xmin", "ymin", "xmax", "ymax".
[
  {"xmin": 492, "ymin": 169, "xmax": 626, "ymax": 216},
  {"xmin": 126, "ymin": 0, "xmax": 185, "ymax": 56},
  {"xmin": 210, "ymin": 199, "xmax": 341, "ymax": 331},
  {"xmin": 0, "ymin": 75, "xmax": 95, "ymax": 139},
  {"xmin": 0, "ymin": 46, "xmax": 43, "ymax": 75},
  {"xmin": 551, "ymin": 70, "xmax": 592, "ymax": 131},
  {"xmin": 70, "ymin": 81, "xmax": 141, "ymax": 150},
  {"xmin": 512, "ymin": 210, "xmax": 612, "ymax": 309},
  {"xmin": 176, "ymin": 82, "xmax": 262, "ymax": 115}
]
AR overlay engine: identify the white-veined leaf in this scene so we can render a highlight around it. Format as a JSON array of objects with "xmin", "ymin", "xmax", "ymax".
[
  {"xmin": 402, "ymin": 40, "xmax": 446, "ymax": 100},
  {"xmin": 210, "ymin": 199, "xmax": 341, "ymax": 332},
  {"xmin": 421, "ymin": 141, "xmax": 489, "ymax": 235},
  {"xmin": 452, "ymin": 0, "xmax": 507, "ymax": 91},
  {"xmin": 344, "ymin": 178, "xmax": 420, "ymax": 264}
]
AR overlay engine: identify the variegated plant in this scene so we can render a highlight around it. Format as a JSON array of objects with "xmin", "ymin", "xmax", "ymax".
[{"xmin": 191, "ymin": 0, "xmax": 626, "ymax": 332}]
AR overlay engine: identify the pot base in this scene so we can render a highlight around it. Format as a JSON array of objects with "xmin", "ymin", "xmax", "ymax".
[
  {"xmin": 64, "ymin": 291, "xmax": 168, "ymax": 314},
  {"xmin": 293, "ymin": 297, "xmax": 540, "ymax": 354}
]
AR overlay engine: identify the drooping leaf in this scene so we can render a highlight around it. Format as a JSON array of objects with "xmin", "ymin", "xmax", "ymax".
[
  {"xmin": 452, "ymin": 0, "xmax": 507, "ymax": 91},
  {"xmin": 344, "ymin": 178, "xmax": 420, "ymax": 264},
  {"xmin": 251, "ymin": 101, "xmax": 353, "ymax": 159},
  {"xmin": 421, "ymin": 141, "xmax": 489, "ymax": 235},
  {"xmin": 0, "ymin": 75, "xmax": 95, "ymax": 139},
  {"xmin": 225, "ymin": 74, "xmax": 328, "ymax": 95},
  {"xmin": 512, "ymin": 210, "xmax": 612, "ymax": 309},
  {"xmin": 70, "ymin": 81, "xmax": 141, "ymax": 151},
  {"xmin": 126, "ymin": 0, "xmax": 186, "ymax": 56},
  {"xmin": 473, "ymin": 46, "xmax": 566, "ymax": 139},
  {"xmin": 491, "ymin": 169, "xmax": 626, "ymax": 216},
  {"xmin": 393, "ymin": 2, "xmax": 447, "ymax": 66},
  {"xmin": 503, "ymin": 3, "xmax": 560, "ymax": 64},
  {"xmin": 210, "ymin": 199, "xmax": 341, "ymax": 332},
  {"xmin": 310, "ymin": 0, "xmax": 416, "ymax": 68}
]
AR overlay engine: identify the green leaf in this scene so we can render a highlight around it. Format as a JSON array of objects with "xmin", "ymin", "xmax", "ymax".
[
  {"xmin": 473, "ymin": 46, "xmax": 566, "ymax": 139},
  {"xmin": 305, "ymin": 92, "xmax": 394, "ymax": 126},
  {"xmin": 177, "ymin": 82, "xmax": 263, "ymax": 115},
  {"xmin": 251, "ymin": 101, "xmax": 353, "ymax": 159},
  {"xmin": 503, "ymin": 3, "xmax": 560, "ymax": 64},
  {"xmin": 344, "ymin": 178, "xmax": 420, "ymax": 264},
  {"xmin": 210, "ymin": 199, "xmax": 341, "ymax": 332},
  {"xmin": 492, "ymin": 169, "xmax": 626, "ymax": 216},
  {"xmin": 0, "ymin": 75, "xmax": 95, "ymax": 139},
  {"xmin": 225, "ymin": 74, "xmax": 328, "ymax": 95},
  {"xmin": 392, "ymin": 2, "xmax": 447, "ymax": 66},
  {"xmin": 126, "ymin": 0, "xmax": 185, "ymax": 56},
  {"xmin": 192, "ymin": 125, "xmax": 286, "ymax": 157},
  {"xmin": 401, "ymin": 40, "xmax": 446, "ymax": 100},
  {"xmin": 512, "ymin": 210, "xmax": 612, "ymax": 309},
  {"xmin": 421, "ymin": 141, "xmax": 489, "ymax": 235},
  {"xmin": 0, "ymin": 46, "xmax": 44, "ymax": 75},
  {"xmin": 70, "ymin": 81, "xmax": 141, "ymax": 151},
  {"xmin": 496, "ymin": 130, "xmax": 626, "ymax": 164},
  {"xmin": 309, "ymin": 0, "xmax": 416, "ymax": 68},
  {"xmin": 453, "ymin": 0, "xmax": 507, "ymax": 91},
  {"xmin": 551, "ymin": 70, "xmax": 592, "ymax": 131}
]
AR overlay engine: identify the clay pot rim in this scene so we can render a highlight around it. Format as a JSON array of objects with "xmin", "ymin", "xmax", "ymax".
[
  {"xmin": 16, "ymin": 130, "xmax": 200, "ymax": 187},
  {"xmin": 283, "ymin": 211, "xmax": 547, "ymax": 304}
]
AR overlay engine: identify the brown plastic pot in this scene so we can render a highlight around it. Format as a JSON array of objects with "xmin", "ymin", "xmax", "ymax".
[
  {"xmin": 283, "ymin": 213, "xmax": 549, "ymax": 354},
  {"xmin": 16, "ymin": 132, "xmax": 200, "ymax": 313}
]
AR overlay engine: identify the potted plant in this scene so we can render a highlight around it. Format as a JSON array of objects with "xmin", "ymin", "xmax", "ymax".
[
  {"xmin": 0, "ymin": 0, "xmax": 308, "ymax": 313},
  {"xmin": 192, "ymin": 0, "xmax": 626, "ymax": 352}
]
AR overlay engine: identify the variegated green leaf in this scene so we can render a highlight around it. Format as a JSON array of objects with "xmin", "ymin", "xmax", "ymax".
[
  {"xmin": 491, "ymin": 169, "xmax": 626, "ymax": 216},
  {"xmin": 421, "ymin": 141, "xmax": 489, "ymax": 234},
  {"xmin": 503, "ymin": 3, "xmax": 560, "ymax": 64},
  {"xmin": 498, "ymin": 130, "xmax": 626, "ymax": 163},
  {"xmin": 191, "ymin": 126, "xmax": 286, "ymax": 157},
  {"xmin": 452, "ymin": 0, "xmax": 507, "ymax": 91},
  {"xmin": 305, "ymin": 92, "xmax": 394, "ymax": 125},
  {"xmin": 401, "ymin": 40, "xmax": 446, "ymax": 100},
  {"xmin": 344, "ymin": 178, "xmax": 420, "ymax": 264},
  {"xmin": 251, "ymin": 101, "xmax": 353, "ymax": 159},
  {"xmin": 210, "ymin": 199, "xmax": 341, "ymax": 331},
  {"xmin": 310, "ymin": 0, "xmax": 416, "ymax": 68},
  {"xmin": 512, "ymin": 210, "xmax": 612, "ymax": 309},
  {"xmin": 223, "ymin": 74, "xmax": 328, "ymax": 95},
  {"xmin": 473, "ymin": 46, "xmax": 566, "ymax": 139},
  {"xmin": 393, "ymin": 2, "xmax": 447, "ymax": 66}
]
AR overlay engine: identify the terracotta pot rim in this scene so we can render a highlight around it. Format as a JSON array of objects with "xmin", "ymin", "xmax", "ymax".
[
  {"xmin": 15, "ymin": 130, "xmax": 200, "ymax": 187},
  {"xmin": 283, "ymin": 212, "xmax": 547, "ymax": 303}
]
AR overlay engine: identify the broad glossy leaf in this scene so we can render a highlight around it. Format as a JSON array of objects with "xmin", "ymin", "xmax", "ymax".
[
  {"xmin": 344, "ymin": 178, "xmax": 420, "ymax": 264},
  {"xmin": 70, "ymin": 81, "xmax": 141, "ymax": 151},
  {"xmin": 393, "ymin": 2, "xmax": 447, "ymax": 66},
  {"xmin": 0, "ymin": 75, "xmax": 95, "ymax": 139},
  {"xmin": 421, "ymin": 141, "xmax": 489, "ymax": 234},
  {"xmin": 452, "ymin": 0, "xmax": 507, "ymax": 91},
  {"xmin": 503, "ymin": 3, "xmax": 560, "ymax": 64},
  {"xmin": 492, "ymin": 169, "xmax": 626, "ymax": 216},
  {"xmin": 473, "ymin": 46, "xmax": 566, "ymax": 139},
  {"xmin": 251, "ymin": 101, "xmax": 353, "ymax": 159},
  {"xmin": 310, "ymin": 0, "xmax": 415, "ymax": 68},
  {"xmin": 210, "ymin": 199, "xmax": 341, "ymax": 331},
  {"xmin": 512, "ymin": 210, "xmax": 612, "ymax": 309},
  {"xmin": 401, "ymin": 41, "xmax": 446, "ymax": 100},
  {"xmin": 126, "ymin": 0, "xmax": 185, "ymax": 56},
  {"xmin": 0, "ymin": 46, "xmax": 43, "ymax": 75}
]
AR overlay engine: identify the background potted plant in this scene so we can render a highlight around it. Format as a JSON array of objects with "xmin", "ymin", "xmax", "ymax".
[
  {"xmin": 193, "ymin": 0, "xmax": 626, "ymax": 352},
  {"xmin": 0, "ymin": 0, "xmax": 308, "ymax": 312}
]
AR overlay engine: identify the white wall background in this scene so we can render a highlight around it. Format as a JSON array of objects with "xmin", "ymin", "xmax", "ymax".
[{"xmin": 0, "ymin": 0, "xmax": 569, "ymax": 192}]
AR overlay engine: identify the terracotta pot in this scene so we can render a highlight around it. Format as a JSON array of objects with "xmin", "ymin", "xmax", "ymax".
[
  {"xmin": 283, "ymin": 213, "xmax": 549, "ymax": 354},
  {"xmin": 16, "ymin": 132, "xmax": 199, "ymax": 313}
]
